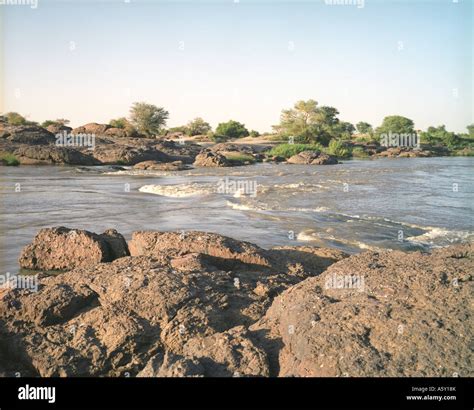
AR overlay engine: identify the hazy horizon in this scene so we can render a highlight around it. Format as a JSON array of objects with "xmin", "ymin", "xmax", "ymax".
[{"xmin": 1, "ymin": 0, "xmax": 472, "ymax": 132}]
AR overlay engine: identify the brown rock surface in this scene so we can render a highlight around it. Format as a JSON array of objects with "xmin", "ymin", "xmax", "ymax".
[
  {"xmin": 253, "ymin": 243, "xmax": 473, "ymax": 377},
  {"xmin": 287, "ymin": 151, "xmax": 338, "ymax": 165},
  {"xmin": 19, "ymin": 227, "xmax": 129, "ymax": 271},
  {"xmin": 133, "ymin": 160, "xmax": 189, "ymax": 171},
  {"xmin": 193, "ymin": 150, "xmax": 230, "ymax": 167}
]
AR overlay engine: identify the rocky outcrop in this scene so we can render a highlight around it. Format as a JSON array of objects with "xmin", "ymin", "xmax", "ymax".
[
  {"xmin": 19, "ymin": 227, "xmax": 129, "ymax": 271},
  {"xmin": 133, "ymin": 160, "xmax": 189, "ymax": 171},
  {"xmin": 92, "ymin": 145, "xmax": 171, "ymax": 165},
  {"xmin": 0, "ymin": 125, "xmax": 56, "ymax": 145},
  {"xmin": 252, "ymin": 243, "xmax": 473, "ymax": 377},
  {"xmin": 46, "ymin": 124, "xmax": 73, "ymax": 135},
  {"xmin": 72, "ymin": 123, "xmax": 111, "ymax": 136},
  {"xmin": 14, "ymin": 145, "xmax": 99, "ymax": 165},
  {"xmin": 3, "ymin": 228, "xmax": 471, "ymax": 377},
  {"xmin": 376, "ymin": 147, "xmax": 433, "ymax": 158},
  {"xmin": 193, "ymin": 150, "xmax": 230, "ymax": 167},
  {"xmin": 129, "ymin": 231, "xmax": 273, "ymax": 270},
  {"xmin": 287, "ymin": 151, "xmax": 338, "ymax": 165}
]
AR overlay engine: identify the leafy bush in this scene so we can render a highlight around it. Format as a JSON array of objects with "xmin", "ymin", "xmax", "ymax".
[
  {"xmin": 351, "ymin": 147, "xmax": 369, "ymax": 158},
  {"xmin": 225, "ymin": 153, "xmax": 256, "ymax": 165},
  {"xmin": 249, "ymin": 130, "xmax": 260, "ymax": 138},
  {"xmin": 268, "ymin": 143, "xmax": 323, "ymax": 159},
  {"xmin": 215, "ymin": 120, "xmax": 249, "ymax": 139},
  {"xmin": 0, "ymin": 153, "xmax": 20, "ymax": 166},
  {"xmin": 5, "ymin": 112, "xmax": 27, "ymax": 126},
  {"xmin": 324, "ymin": 140, "xmax": 351, "ymax": 158}
]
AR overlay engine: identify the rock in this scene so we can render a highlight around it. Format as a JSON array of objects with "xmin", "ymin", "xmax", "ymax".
[
  {"xmin": 287, "ymin": 151, "xmax": 338, "ymax": 165},
  {"xmin": 46, "ymin": 124, "xmax": 73, "ymax": 135},
  {"xmin": 0, "ymin": 125, "xmax": 56, "ymax": 145},
  {"xmin": 133, "ymin": 160, "xmax": 189, "ymax": 171},
  {"xmin": 72, "ymin": 123, "xmax": 111, "ymax": 136},
  {"xmin": 253, "ymin": 243, "xmax": 474, "ymax": 377},
  {"xmin": 137, "ymin": 352, "xmax": 205, "ymax": 377},
  {"xmin": 15, "ymin": 145, "xmax": 99, "ymax": 165},
  {"xmin": 92, "ymin": 145, "xmax": 171, "ymax": 165},
  {"xmin": 19, "ymin": 227, "xmax": 129, "ymax": 271},
  {"xmin": 128, "ymin": 231, "xmax": 272, "ymax": 269},
  {"xmin": 193, "ymin": 150, "xmax": 230, "ymax": 167}
]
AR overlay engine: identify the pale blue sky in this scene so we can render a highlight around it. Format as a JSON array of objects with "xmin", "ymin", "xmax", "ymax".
[{"xmin": 1, "ymin": 0, "xmax": 473, "ymax": 132}]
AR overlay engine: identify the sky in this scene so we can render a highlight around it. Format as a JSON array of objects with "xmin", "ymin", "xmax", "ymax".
[{"xmin": 1, "ymin": 0, "xmax": 472, "ymax": 132}]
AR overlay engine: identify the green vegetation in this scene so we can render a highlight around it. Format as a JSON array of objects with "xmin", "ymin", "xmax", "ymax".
[
  {"xmin": 225, "ymin": 153, "xmax": 256, "ymax": 165},
  {"xmin": 186, "ymin": 117, "xmax": 212, "ymax": 136},
  {"xmin": 268, "ymin": 143, "xmax": 323, "ymax": 159},
  {"xmin": 129, "ymin": 102, "xmax": 169, "ymax": 137},
  {"xmin": 249, "ymin": 130, "xmax": 260, "ymax": 138},
  {"xmin": 375, "ymin": 116, "xmax": 415, "ymax": 140},
  {"xmin": 356, "ymin": 121, "xmax": 373, "ymax": 135},
  {"xmin": 41, "ymin": 118, "xmax": 70, "ymax": 128},
  {"xmin": 351, "ymin": 147, "xmax": 370, "ymax": 158},
  {"xmin": 0, "ymin": 153, "xmax": 20, "ymax": 166},
  {"xmin": 215, "ymin": 120, "xmax": 249, "ymax": 140},
  {"xmin": 273, "ymin": 100, "xmax": 354, "ymax": 145},
  {"xmin": 325, "ymin": 140, "xmax": 351, "ymax": 158},
  {"xmin": 4, "ymin": 112, "xmax": 37, "ymax": 126}
]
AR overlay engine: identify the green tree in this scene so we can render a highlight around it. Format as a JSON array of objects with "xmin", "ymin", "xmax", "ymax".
[
  {"xmin": 274, "ymin": 100, "xmax": 343, "ymax": 145},
  {"xmin": 215, "ymin": 120, "xmax": 249, "ymax": 139},
  {"xmin": 109, "ymin": 117, "xmax": 130, "ymax": 129},
  {"xmin": 356, "ymin": 121, "xmax": 373, "ymax": 134},
  {"xmin": 129, "ymin": 102, "xmax": 169, "ymax": 137},
  {"xmin": 466, "ymin": 124, "xmax": 474, "ymax": 139},
  {"xmin": 375, "ymin": 116, "xmax": 416, "ymax": 140},
  {"xmin": 249, "ymin": 130, "xmax": 260, "ymax": 138},
  {"xmin": 186, "ymin": 117, "xmax": 212, "ymax": 136}
]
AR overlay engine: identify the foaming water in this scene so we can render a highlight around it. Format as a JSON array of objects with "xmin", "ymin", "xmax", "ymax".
[{"xmin": 1, "ymin": 157, "xmax": 473, "ymax": 273}]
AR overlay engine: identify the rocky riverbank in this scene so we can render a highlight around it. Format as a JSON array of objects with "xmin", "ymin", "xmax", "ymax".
[
  {"xmin": 1, "ymin": 121, "xmax": 449, "ymax": 167},
  {"xmin": 0, "ymin": 227, "xmax": 471, "ymax": 377}
]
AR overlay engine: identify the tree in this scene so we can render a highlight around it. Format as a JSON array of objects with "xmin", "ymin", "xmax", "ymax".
[
  {"xmin": 129, "ymin": 102, "xmax": 169, "ymax": 137},
  {"xmin": 215, "ymin": 120, "xmax": 249, "ymax": 139},
  {"xmin": 249, "ymin": 130, "xmax": 260, "ymax": 138},
  {"xmin": 334, "ymin": 121, "xmax": 355, "ymax": 139},
  {"xmin": 419, "ymin": 125, "xmax": 459, "ymax": 148},
  {"xmin": 375, "ymin": 116, "xmax": 415, "ymax": 140},
  {"xmin": 186, "ymin": 117, "xmax": 212, "ymax": 136},
  {"xmin": 466, "ymin": 124, "xmax": 474, "ymax": 139},
  {"xmin": 274, "ymin": 100, "xmax": 342, "ymax": 145},
  {"xmin": 356, "ymin": 121, "xmax": 373, "ymax": 135},
  {"xmin": 109, "ymin": 117, "xmax": 129, "ymax": 129}
]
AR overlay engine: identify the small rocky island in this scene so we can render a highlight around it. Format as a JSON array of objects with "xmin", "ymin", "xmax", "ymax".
[{"xmin": 0, "ymin": 227, "xmax": 471, "ymax": 377}]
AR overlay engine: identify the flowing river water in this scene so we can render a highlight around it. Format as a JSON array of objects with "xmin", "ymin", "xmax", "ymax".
[{"xmin": 1, "ymin": 157, "xmax": 473, "ymax": 274}]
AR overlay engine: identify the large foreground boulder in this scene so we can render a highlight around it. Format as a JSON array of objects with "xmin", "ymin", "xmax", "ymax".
[
  {"xmin": 287, "ymin": 151, "xmax": 338, "ymax": 165},
  {"xmin": 92, "ymin": 145, "xmax": 171, "ymax": 165},
  {"xmin": 133, "ymin": 160, "xmax": 189, "ymax": 171},
  {"xmin": 19, "ymin": 227, "xmax": 129, "ymax": 270},
  {"xmin": 15, "ymin": 145, "xmax": 99, "ymax": 165},
  {"xmin": 252, "ymin": 243, "xmax": 473, "ymax": 377}
]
